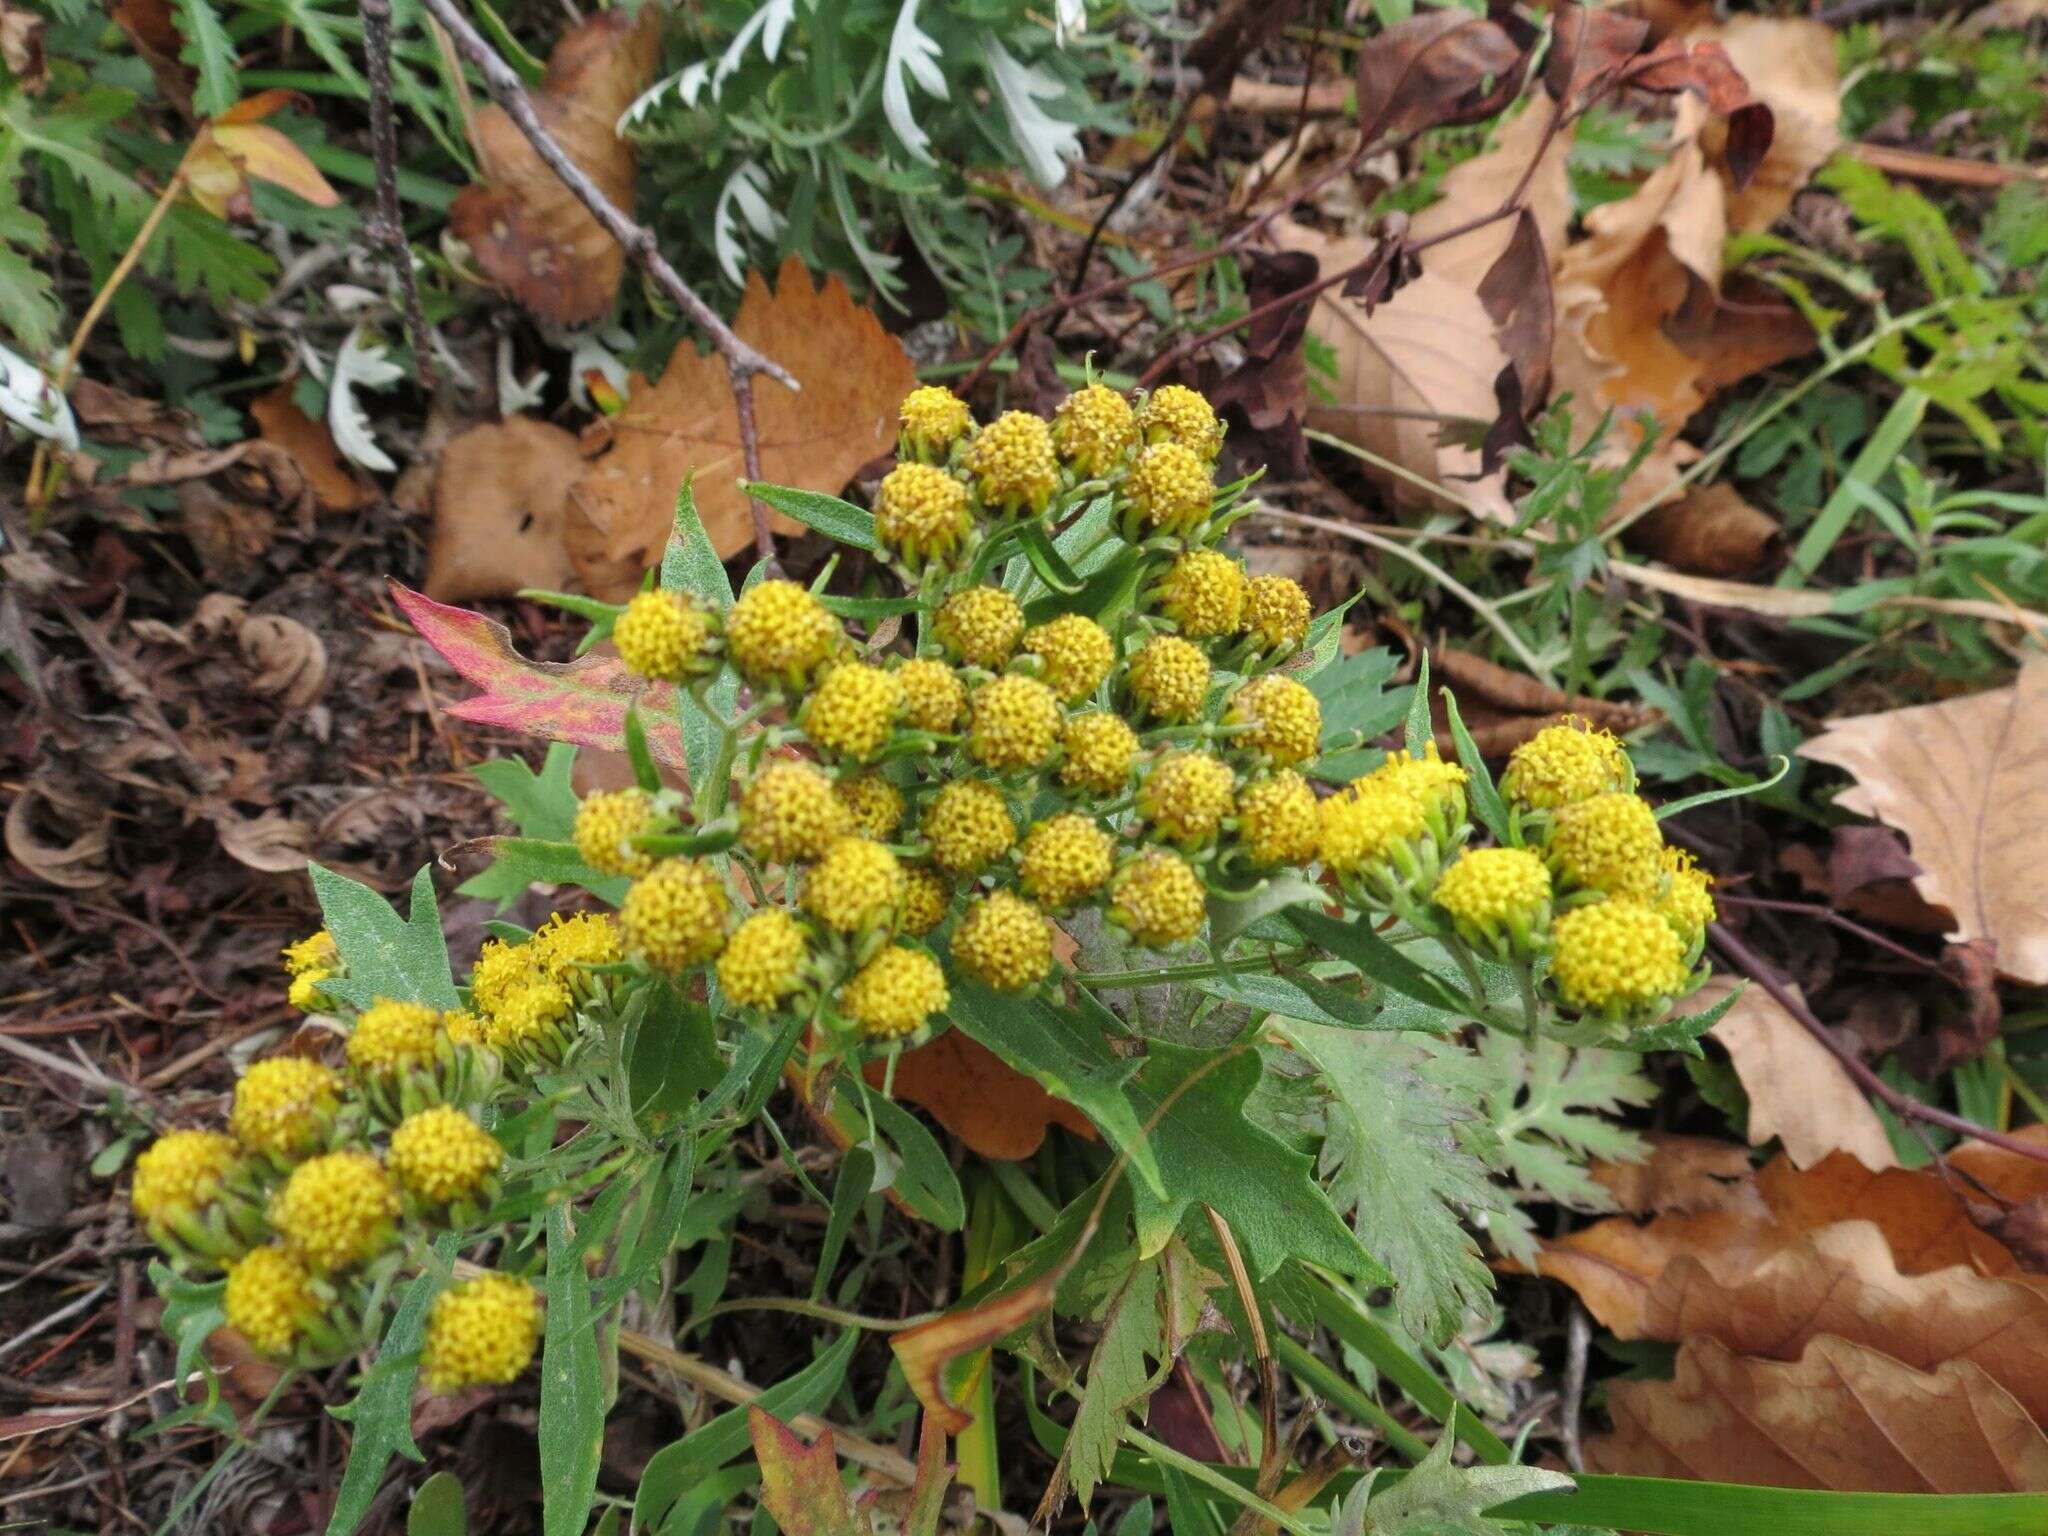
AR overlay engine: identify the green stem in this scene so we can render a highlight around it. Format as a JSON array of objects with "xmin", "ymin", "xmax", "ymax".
[
  {"xmin": 1077, "ymin": 946, "xmax": 1316, "ymax": 989},
  {"xmin": 1120, "ymin": 1426, "xmax": 1319, "ymax": 1536},
  {"xmin": 1271, "ymin": 1333, "xmax": 1433, "ymax": 1463}
]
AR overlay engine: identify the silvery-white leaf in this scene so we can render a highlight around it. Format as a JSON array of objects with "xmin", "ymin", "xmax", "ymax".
[
  {"xmin": 0, "ymin": 345, "xmax": 79, "ymax": 451},
  {"xmin": 563, "ymin": 328, "xmax": 632, "ymax": 411},
  {"xmin": 495, "ymin": 336, "xmax": 548, "ymax": 416},
  {"xmin": 981, "ymin": 32, "xmax": 1082, "ymax": 189},
  {"xmin": 1055, "ymin": 0, "xmax": 1086, "ymax": 45},
  {"xmin": 883, "ymin": 0, "xmax": 947, "ymax": 164},
  {"xmin": 322, "ymin": 282, "xmax": 384, "ymax": 317},
  {"xmin": 712, "ymin": 0, "xmax": 798, "ymax": 96},
  {"xmin": 712, "ymin": 162, "xmax": 783, "ymax": 287},
  {"xmin": 619, "ymin": 60, "xmax": 711, "ymax": 134},
  {"xmin": 328, "ymin": 326, "xmax": 406, "ymax": 474}
]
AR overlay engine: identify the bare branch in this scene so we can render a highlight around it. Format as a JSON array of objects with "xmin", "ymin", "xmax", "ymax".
[{"xmin": 360, "ymin": 0, "xmax": 436, "ymax": 387}]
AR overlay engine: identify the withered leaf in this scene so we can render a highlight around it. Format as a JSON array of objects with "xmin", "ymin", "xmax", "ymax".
[
  {"xmin": 1622, "ymin": 482, "xmax": 1781, "ymax": 576},
  {"xmin": 1353, "ymin": 9, "xmax": 1527, "ymax": 144},
  {"xmin": 1543, "ymin": 2, "xmax": 1650, "ymax": 107},
  {"xmin": 250, "ymin": 387, "xmax": 372, "ymax": 513},
  {"xmin": 1695, "ymin": 15, "xmax": 1841, "ymax": 232},
  {"xmin": 861, "ymin": 1029, "xmax": 1098, "ymax": 1162},
  {"xmin": 425, "ymin": 416, "xmax": 583, "ymax": 603}
]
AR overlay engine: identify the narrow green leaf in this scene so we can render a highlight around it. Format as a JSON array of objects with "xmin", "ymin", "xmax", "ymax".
[
  {"xmin": 326, "ymin": 1255, "xmax": 449, "ymax": 1536},
  {"xmin": 1206, "ymin": 874, "xmax": 1325, "ymax": 948},
  {"xmin": 1439, "ymin": 687, "xmax": 1509, "ymax": 842},
  {"xmin": 407, "ymin": 1473, "xmax": 467, "ymax": 1536},
  {"xmin": 742, "ymin": 482, "xmax": 879, "ymax": 552},
  {"xmin": 517, "ymin": 588, "xmax": 621, "ymax": 627},
  {"xmin": 862, "ymin": 1085, "xmax": 966, "ymax": 1231},
  {"xmin": 311, "ymin": 863, "xmax": 459, "ymax": 1011},
  {"xmin": 1285, "ymin": 910, "xmax": 1470, "ymax": 1018},
  {"xmin": 811, "ymin": 1145, "xmax": 874, "ymax": 1302},
  {"xmin": 1191, "ymin": 970, "xmax": 1389, "ymax": 1032},
  {"xmin": 623, "ymin": 705, "xmax": 662, "ymax": 793},
  {"xmin": 1403, "ymin": 652, "xmax": 1432, "ymax": 755},
  {"xmin": 1655, "ymin": 757, "xmax": 1792, "ymax": 822},
  {"xmin": 660, "ymin": 478, "xmax": 736, "ymax": 607},
  {"xmin": 1017, "ymin": 521, "xmax": 1086, "ymax": 594},
  {"xmin": 597, "ymin": 1137, "xmax": 697, "ymax": 1311},
  {"xmin": 540, "ymin": 1205, "xmax": 605, "ymax": 1536},
  {"xmin": 456, "ymin": 837, "xmax": 628, "ymax": 910}
]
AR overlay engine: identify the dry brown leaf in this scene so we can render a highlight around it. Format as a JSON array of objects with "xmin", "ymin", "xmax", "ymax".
[
  {"xmin": 425, "ymin": 417, "xmax": 583, "ymax": 603},
  {"xmin": 1409, "ymin": 101, "xmax": 1575, "ymax": 291},
  {"xmin": 1591, "ymin": 1132, "xmax": 1757, "ymax": 1216},
  {"xmin": 1799, "ymin": 660, "xmax": 2048, "ymax": 986},
  {"xmin": 1693, "ymin": 16, "xmax": 1841, "ymax": 233},
  {"xmin": 250, "ymin": 387, "xmax": 372, "ymax": 512},
  {"xmin": 1588, "ymin": 1334, "xmax": 2048, "ymax": 1492},
  {"xmin": 448, "ymin": 8, "xmax": 658, "ymax": 325},
  {"xmin": 860, "ymin": 1030, "xmax": 1097, "ymax": 1162},
  {"xmin": 567, "ymin": 257, "xmax": 917, "ymax": 595},
  {"xmin": 1953, "ymin": 1125, "xmax": 2048, "ymax": 1210},
  {"xmin": 5, "ymin": 777, "xmax": 113, "ymax": 890},
  {"xmin": 1621, "ymin": 481, "xmax": 1781, "ymax": 575},
  {"xmin": 213, "ymin": 811, "xmax": 313, "ymax": 874},
  {"xmin": 1700, "ymin": 976, "xmax": 1897, "ymax": 1171},
  {"xmin": 1351, "ymin": 9, "xmax": 1528, "ymax": 143},
  {"xmin": 238, "ymin": 613, "xmax": 327, "ymax": 708}
]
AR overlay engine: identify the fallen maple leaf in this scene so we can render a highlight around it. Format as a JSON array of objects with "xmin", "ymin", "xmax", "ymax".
[
  {"xmin": 861, "ymin": 1029, "xmax": 1098, "ymax": 1162},
  {"xmin": 1589, "ymin": 1131, "xmax": 1755, "ymax": 1217},
  {"xmin": 1590, "ymin": 1334, "xmax": 2048, "ymax": 1492},
  {"xmin": 425, "ymin": 417, "xmax": 582, "ymax": 602},
  {"xmin": 448, "ymin": 8, "xmax": 659, "ymax": 326},
  {"xmin": 566, "ymin": 256, "xmax": 918, "ymax": 595},
  {"xmin": 1799, "ymin": 659, "xmax": 2048, "ymax": 986},
  {"xmin": 250, "ymin": 387, "xmax": 372, "ymax": 513}
]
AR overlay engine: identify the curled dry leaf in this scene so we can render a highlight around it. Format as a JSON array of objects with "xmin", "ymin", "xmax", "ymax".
[
  {"xmin": 1692, "ymin": 15, "xmax": 1841, "ymax": 233},
  {"xmin": 1622, "ymin": 481, "xmax": 1782, "ymax": 575},
  {"xmin": 425, "ymin": 416, "xmax": 582, "ymax": 603},
  {"xmin": 5, "ymin": 777, "xmax": 113, "ymax": 890},
  {"xmin": 860, "ymin": 1028, "xmax": 1098, "ymax": 1163},
  {"xmin": 1589, "ymin": 1334, "xmax": 2048, "ymax": 1492},
  {"xmin": 448, "ymin": 8, "xmax": 660, "ymax": 326},
  {"xmin": 567, "ymin": 257, "xmax": 917, "ymax": 594},
  {"xmin": 1352, "ymin": 8, "xmax": 1528, "ymax": 143},
  {"xmin": 237, "ymin": 613, "xmax": 327, "ymax": 708},
  {"xmin": 1799, "ymin": 659, "xmax": 2048, "ymax": 986},
  {"xmin": 250, "ymin": 386, "xmax": 372, "ymax": 513},
  {"xmin": 213, "ymin": 810, "xmax": 314, "ymax": 874},
  {"xmin": 1425, "ymin": 644, "xmax": 1661, "ymax": 755}
]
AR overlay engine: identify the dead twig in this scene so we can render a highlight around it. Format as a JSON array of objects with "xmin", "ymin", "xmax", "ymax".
[{"xmin": 359, "ymin": 0, "xmax": 438, "ymax": 387}]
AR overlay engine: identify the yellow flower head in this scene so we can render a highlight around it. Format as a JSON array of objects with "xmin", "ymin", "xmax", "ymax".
[
  {"xmin": 897, "ymin": 658, "xmax": 967, "ymax": 733},
  {"xmin": 1137, "ymin": 384, "xmax": 1224, "ymax": 460},
  {"xmin": 469, "ymin": 936, "xmax": 540, "ymax": 1018},
  {"xmin": 1158, "ymin": 551, "xmax": 1246, "ymax": 638},
  {"xmin": 1021, "ymin": 614, "xmax": 1115, "ymax": 703},
  {"xmin": 1354, "ymin": 742, "xmax": 1467, "ymax": 819},
  {"xmin": 726, "ymin": 580, "xmax": 844, "ymax": 689},
  {"xmin": 1547, "ymin": 792, "xmax": 1664, "ymax": 900},
  {"xmin": 1317, "ymin": 785, "xmax": 1427, "ymax": 875},
  {"xmin": 574, "ymin": 789, "xmax": 657, "ymax": 879},
  {"xmin": 231, "ymin": 1057, "xmax": 340, "ymax": 1158},
  {"xmin": 1125, "ymin": 442, "xmax": 1215, "ymax": 536},
  {"xmin": 132, "ymin": 1129, "xmax": 236, "ymax": 1225},
  {"xmin": 953, "ymin": 891, "xmax": 1055, "ymax": 991},
  {"xmin": 840, "ymin": 944, "xmax": 949, "ymax": 1038},
  {"xmin": 1138, "ymin": 751, "xmax": 1237, "ymax": 848},
  {"xmin": 1502, "ymin": 719, "xmax": 1633, "ymax": 811},
  {"xmin": 1234, "ymin": 772, "xmax": 1319, "ymax": 867},
  {"xmin": 1243, "ymin": 575, "xmax": 1312, "ymax": 652},
  {"xmin": 902, "ymin": 866, "xmax": 951, "ymax": 935},
  {"xmin": 835, "ymin": 773, "xmax": 905, "ymax": 840},
  {"xmin": 529, "ymin": 911, "xmax": 623, "ymax": 978},
  {"xmin": 1019, "ymin": 813, "xmax": 1115, "ymax": 910},
  {"xmin": 966, "ymin": 410, "xmax": 1059, "ymax": 513},
  {"xmin": 1434, "ymin": 848, "xmax": 1551, "ymax": 940},
  {"xmin": 1109, "ymin": 849, "xmax": 1207, "ymax": 949},
  {"xmin": 1657, "ymin": 846, "xmax": 1717, "ymax": 947},
  {"xmin": 1127, "ymin": 634, "xmax": 1211, "ymax": 722},
  {"xmin": 423, "ymin": 1274, "xmax": 541, "ymax": 1395},
  {"xmin": 1052, "ymin": 384, "xmax": 1137, "ymax": 477},
  {"xmin": 481, "ymin": 978, "xmax": 574, "ymax": 1054},
  {"xmin": 717, "ymin": 908, "xmax": 813, "ymax": 1009},
  {"xmin": 614, "ymin": 590, "xmax": 711, "ymax": 683},
  {"xmin": 741, "ymin": 761, "xmax": 853, "ymax": 864},
  {"xmin": 923, "ymin": 780, "xmax": 1016, "ymax": 875},
  {"xmin": 802, "ymin": 662, "xmax": 906, "ymax": 763},
  {"xmin": 1225, "ymin": 675, "xmax": 1322, "ymax": 767},
  {"xmin": 934, "ymin": 587, "xmax": 1026, "ymax": 669},
  {"xmin": 899, "ymin": 384, "xmax": 975, "ymax": 458},
  {"xmin": 283, "ymin": 930, "xmax": 338, "ymax": 978},
  {"xmin": 225, "ymin": 1246, "xmax": 314, "ymax": 1357},
  {"xmin": 1059, "ymin": 712, "xmax": 1140, "ymax": 795},
  {"xmin": 802, "ymin": 837, "xmax": 907, "ymax": 934},
  {"xmin": 389, "ymin": 1106, "xmax": 503, "ymax": 1204},
  {"xmin": 441, "ymin": 1009, "xmax": 488, "ymax": 1047},
  {"xmin": 1551, "ymin": 898, "xmax": 1688, "ymax": 1013},
  {"xmin": 876, "ymin": 462, "xmax": 973, "ymax": 567},
  {"xmin": 967, "ymin": 674, "xmax": 1063, "ymax": 772},
  {"xmin": 622, "ymin": 858, "xmax": 730, "ymax": 971},
  {"xmin": 348, "ymin": 999, "xmax": 442, "ymax": 1075},
  {"xmin": 271, "ymin": 1150, "xmax": 397, "ymax": 1273}
]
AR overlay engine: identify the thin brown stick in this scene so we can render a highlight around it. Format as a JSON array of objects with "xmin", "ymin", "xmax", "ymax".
[
  {"xmin": 360, "ymin": 0, "xmax": 437, "ymax": 387},
  {"xmin": 411, "ymin": 0, "xmax": 792, "ymax": 563}
]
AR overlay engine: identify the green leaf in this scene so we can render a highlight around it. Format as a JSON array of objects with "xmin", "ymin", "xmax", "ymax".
[
  {"xmin": 457, "ymin": 838, "xmax": 629, "ymax": 911},
  {"xmin": 1440, "ymin": 688, "xmax": 1510, "ymax": 842},
  {"xmin": 749, "ymin": 1408, "xmax": 874, "ymax": 1536},
  {"xmin": 1285, "ymin": 910, "xmax": 1470, "ymax": 1018},
  {"xmin": 1307, "ymin": 647, "xmax": 1402, "ymax": 746},
  {"xmin": 1616, "ymin": 983, "xmax": 1743, "ymax": 1055},
  {"xmin": 627, "ymin": 979, "xmax": 724, "ymax": 1128},
  {"xmin": 311, "ymin": 863, "xmax": 458, "ymax": 1011},
  {"xmin": 1191, "ymin": 970, "xmax": 1387, "ymax": 1032},
  {"xmin": 0, "ymin": 240, "xmax": 59, "ymax": 355},
  {"xmin": 1654, "ymin": 757, "xmax": 1792, "ymax": 822},
  {"xmin": 1017, "ymin": 521, "xmax": 1086, "ymax": 594},
  {"xmin": 623, "ymin": 705, "xmax": 662, "ymax": 792},
  {"xmin": 470, "ymin": 743, "xmax": 580, "ymax": 838},
  {"xmin": 1067, "ymin": 1260, "xmax": 1161, "ymax": 1507},
  {"xmin": 1301, "ymin": 591, "xmax": 1364, "ymax": 677},
  {"xmin": 1206, "ymin": 874, "xmax": 1326, "ymax": 948},
  {"xmin": 658, "ymin": 484, "xmax": 737, "ymax": 792},
  {"xmin": 151, "ymin": 1262, "xmax": 225, "ymax": 1385},
  {"xmin": 407, "ymin": 1473, "xmax": 467, "ymax": 1536},
  {"xmin": 171, "ymin": 0, "xmax": 239, "ymax": 117},
  {"xmin": 596, "ymin": 1137, "xmax": 697, "ymax": 1311},
  {"xmin": 1336, "ymin": 1420, "xmax": 1571, "ymax": 1536},
  {"xmin": 742, "ymin": 482, "xmax": 879, "ymax": 552},
  {"xmin": 862, "ymin": 1085, "xmax": 966, "ymax": 1231},
  {"xmin": 1403, "ymin": 651, "xmax": 1432, "ymax": 755},
  {"xmin": 810, "ymin": 1145, "xmax": 873, "ymax": 1302},
  {"xmin": 326, "ymin": 1254, "xmax": 449, "ymax": 1536},
  {"xmin": 540, "ymin": 1204, "xmax": 606, "ymax": 1536}
]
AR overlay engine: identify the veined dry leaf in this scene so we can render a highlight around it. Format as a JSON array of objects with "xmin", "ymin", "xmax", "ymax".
[
  {"xmin": 1693, "ymin": 16, "xmax": 1841, "ymax": 232},
  {"xmin": 425, "ymin": 417, "xmax": 582, "ymax": 603},
  {"xmin": 1352, "ymin": 9, "xmax": 1528, "ymax": 143},
  {"xmin": 1800, "ymin": 660, "xmax": 2048, "ymax": 986},
  {"xmin": 250, "ymin": 387, "xmax": 372, "ymax": 512},
  {"xmin": 1589, "ymin": 1334, "xmax": 2048, "ymax": 1492},
  {"xmin": 861, "ymin": 1029, "xmax": 1098, "ymax": 1162},
  {"xmin": 1699, "ymin": 976, "xmax": 1897, "ymax": 1171},
  {"xmin": 1622, "ymin": 481, "xmax": 1781, "ymax": 575},
  {"xmin": 1953, "ymin": 1125, "xmax": 2048, "ymax": 1210},
  {"xmin": 1591, "ymin": 1132, "xmax": 1757, "ymax": 1217},
  {"xmin": 1410, "ymin": 99, "xmax": 1575, "ymax": 291},
  {"xmin": 214, "ymin": 811, "xmax": 313, "ymax": 874},
  {"xmin": 448, "ymin": 8, "xmax": 659, "ymax": 325},
  {"xmin": 567, "ymin": 257, "xmax": 917, "ymax": 593}
]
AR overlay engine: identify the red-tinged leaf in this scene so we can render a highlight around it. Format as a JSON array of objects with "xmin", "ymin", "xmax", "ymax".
[
  {"xmin": 1628, "ymin": 37, "xmax": 1756, "ymax": 117},
  {"xmin": 389, "ymin": 580, "xmax": 687, "ymax": 768},
  {"xmin": 891, "ymin": 1273, "xmax": 1061, "ymax": 1436},
  {"xmin": 905, "ymin": 1412, "xmax": 953, "ymax": 1536},
  {"xmin": 747, "ymin": 1408, "xmax": 872, "ymax": 1536}
]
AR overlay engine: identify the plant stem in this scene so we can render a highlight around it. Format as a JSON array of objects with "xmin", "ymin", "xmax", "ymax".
[
  {"xmin": 360, "ymin": 0, "xmax": 437, "ymax": 386},
  {"xmin": 1271, "ymin": 1332, "xmax": 1432, "ymax": 1463},
  {"xmin": 1076, "ymin": 946, "xmax": 1316, "ymax": 989}
]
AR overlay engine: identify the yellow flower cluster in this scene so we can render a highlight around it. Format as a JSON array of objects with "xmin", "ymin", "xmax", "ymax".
[
  {"xmin": 422, "ymin": 1273, "xmax": 541, "ymax": 1394},
  {"xmin": 614, "ymin": 590, "xmax": 712, "ymax": 683}
]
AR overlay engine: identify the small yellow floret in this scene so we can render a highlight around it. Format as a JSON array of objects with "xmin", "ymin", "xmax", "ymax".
[
  {"xmin": 803, "ymin": 662, "xmax": 906, "ymax": 763},
  {"xmin": 718, "ymin": 909, "xmax": 812, "ymax": 1009},
  {"xmin": 1547, "ymin": 793, "xmax": 1664, "ymax": 900},
  {"xmin": 1226, "ymin": 675, "xmax": 1322, "ymax": 767},
  {"xmin": 966, "ymin": 410, "xmax": 1059, "ymax": 512},
  {"xmin": 1158, "ymin": 551, "xmax": 1245, "ymax": 638},
  {"xmin": 1434, "ymin": 848, "xmax": 1551, "ymax": 935},
  {"xmin": 967, "ymin": 674, "xmax": 1062, "ymax": 772},
  {"xmin": 441, "ymin": 1009, "xmax": 487, "ymax": 1047},
  {"xmin": 1551, "ymin": 898, "xmax": 1687, "ymax": 1012},
  {"xmin": 1354, "ymin": 742, "xmax": 1467, "ymax": 817},
  {"xmin": 935, "ymin": 587, "xmax": 1026, "ymax": 669},
  {"xmin": 1125, "ymin": 442, "xmax": 1214, "ymax": 536},
  {"xmin": 1234, "ymin": 772, "xmax": 1319, "ymax": 866},
  {"xmin": 225, "ymin": 1246, "xmax": 314, "ymax": 1357},
  {"xmin": 231, "ymin": 1057, "xmax": 339, "ymax": 1158},
  {"xmin": 1058, "ymin": 712, "xmax": 1139, "ymax": 795},
  {"xmin": 423, "ymin": 1274, "xmax": 540, "ymax": 1394},
  {"xmin": 1136, "ymin": 384, "xmax": 1224, "ymax": 460},
  {"xmin": 839, "ymin": 945, "xmax": 949, "ymax": 1038},
  {"xmin": 348, "ymin": 999, "xmax": 442, "ymax": 1075},
  {"xmin": 1108, "ymin": 849, "xmax": 1207, "ymax": 949},
  {"xmin": 902, "ymin": 867, "xmax": 951, "ymax": 935},
  {"xmin": 835, "ymin": 773, "xmax": 905, "ymax": 840},
  {"xmin": 1317, "ymin": 786, "xmax": 1427, "ymax": 874},
  {"xmin": 875, "ymin": 461, "xmax": 972, "ymax": 567},
  {"xmin": 1139, "ymin": 751, "xmax": 1237, "ymax": 848},
  {"xmin": 389, "ymin": 1106, "xmax": 503, "ymax": 1205},
  {"xmin": 528, "ymin": 911, "xmax": 623, "ymax": 977},
  {"xmin": 1019, "ymin": 813, "xmax": 1115, "ymax": 909},
  {"xmin": 741, "ymin": 761, "xmax": 853, "ymax": 864},
  {"xmin": 802, "ymin": 837, "xmax": 907, "ymax": 934},
  {"xmin": 481, "ymin": 978, "xmax": 573, "ymax": 1054},
  {"xmin": 726, "ymin": 580, "xmax": 843, "ymax": 689},
  {"xmin": 283, "ymin": 931, "xmax": 338, "ymax": 978},
  {"xmin": 614, "ymin": 590, "xmax": 710, "ymax": 682},
  {"xmin": 897, "ymin": 658, "xmax": 967, "ymax": 733},
  {"xmin": 953, "ymin": 892, "xmax": 1054, "ymax": 991},
  {"xmin": 922, "ymin": 780, "xmax": 1016, "ymax": 875},
  {"xmin": 1127, "ymin": 634, "xmax": 1211, "ymax": 722},
  {"xmin": 1243, "ymin": 575, "xmax": 1312, "ymax": 652},
  {"xmin": 899, "ymin": 385, "xmax": 975, "ymax": 457},
  {"xmin": 622, "ymin": 858, "xmax": 730, "ymax": 971},
  {"xmin": 1502, "ymin": 719, "xmax": 1633, "ymax": 810},
  {"xmin": 1021, "ymin": 614, "xmax": 1115, "ymax": 703},
  {"xmin": 574, "ymin": 788, "xmax": 657, "ymax": 879},
  {"xmin": 469, "ymin": 936, "xmax": 540, "ymax": 1018},
  {"xmin": 271, "ymin": 1151, "xmax": 397, "ymax": 1273},
  {"xmin": 132, "ymin": 1129, "xmax": 236, "ymax": 1224},
  {"xmin": 1657, "ymin": 846, "xmax": 1716, "ymax": 946},
  {"xmin": 1052, "ymin": 384, "xmax": 1137, "ymax": 477}
]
